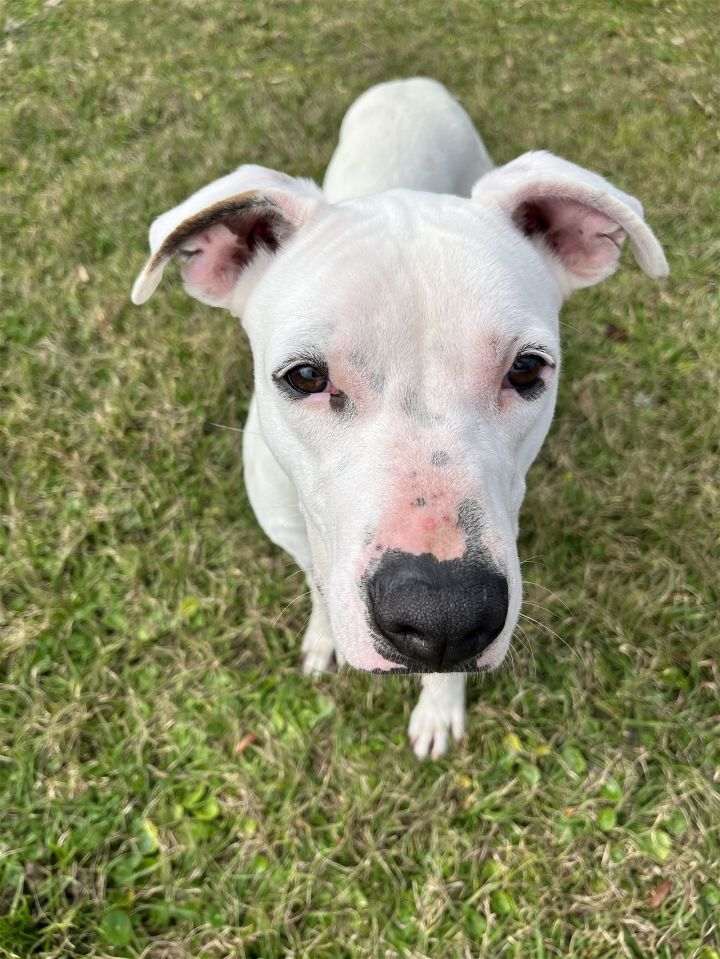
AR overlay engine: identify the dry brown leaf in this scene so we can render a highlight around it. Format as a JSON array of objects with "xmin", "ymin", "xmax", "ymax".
[
  {"xmin": 647, "ymin": 879, "xmax": 672, "ymax": 909},
  {"xmin": 605, "ymin": 322, "xmax": 628, "ymax": 342},
  {"xmin": 235, "ymin": 733, "xmax": 258, "ymax": 755}
]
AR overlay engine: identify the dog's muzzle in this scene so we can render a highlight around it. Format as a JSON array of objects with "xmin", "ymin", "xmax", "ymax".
[{"xmin": 366, "ymin": 550, "xmax": 508, "ymax": 671}]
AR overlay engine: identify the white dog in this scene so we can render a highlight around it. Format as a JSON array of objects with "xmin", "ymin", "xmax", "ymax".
[{"xmin": 132, "ymin": 78, "xmax": 668, "ymax": 758}]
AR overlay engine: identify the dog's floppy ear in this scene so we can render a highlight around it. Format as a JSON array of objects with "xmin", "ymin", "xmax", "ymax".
[
  {"xmin": 471, "ymin": 151, "xmax": 668, "ymax": 296},
  {"xmin": 131, "ymin": 165, "xmax": 324, "ymax": 309}
]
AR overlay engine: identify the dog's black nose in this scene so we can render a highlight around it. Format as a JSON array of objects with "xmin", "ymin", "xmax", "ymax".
[{"xmin": 367, "ymin": 551, "xmax": 508, "ymax": 671}]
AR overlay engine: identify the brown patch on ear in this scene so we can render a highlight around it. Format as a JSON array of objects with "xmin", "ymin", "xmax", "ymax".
[
  {"xmin": 513, "ymin": 200, "xmax": 552, "ymax": 238},
  {"xmin": 147, "ymin": 191, "xmax": 289, "ymax": 273},
  {"xmin": 245, "ymin": 215, "xmax": 282, "ymax": 256}
]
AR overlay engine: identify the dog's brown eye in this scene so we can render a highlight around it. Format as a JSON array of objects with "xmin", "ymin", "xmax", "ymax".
[
  {"xmin": 285, "ymin": 364, "xmax": 328, "ymax": 394},
  {"xmin": 506, "ymin": 354, "xmax": 544, "ymax": 390}
]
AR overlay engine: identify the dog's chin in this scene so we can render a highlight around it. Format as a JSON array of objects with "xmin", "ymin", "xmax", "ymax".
[
  {"xmin": 340, "ymin": 634, "xmax": 509, "ymax": 675},
  {"xmin": 367, "ymin": 635, "xmax": 487, "ymax": 674}
]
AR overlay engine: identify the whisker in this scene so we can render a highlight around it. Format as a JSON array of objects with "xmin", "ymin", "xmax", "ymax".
[
  {"xmin": 503, "ymin": 647, "xmax": 519, "ymax": 681},
  {"xmin": 514, "ymin": 624, "xmax": 537, "ymax": 673},
  {"xmin": 272, "ymin": 590, "xmax": 312, "ymax": 626},
  {"xmin": 519, "ymin": 612, "xmax": 582, "ymax": 664},
  {"xmin": 292, "ymin": 611, "xmax": 313, "ymax": 648},
  {"xmin": 207, "ymin": 421, "xmax": 263, "ymax": 436},
  {"xmin": 522, "ymin": 599, "xmax": 562, "ymax": 620},
  {"xmin": 522, "ymin": 579, "xmax": 574, "ymax": 615},
  {"xmin": 558, "ymin": 318, "xmax": 581, "ymax": 333},
  {"xmin": 285, "ymin": 568, "xmax": 307, "ymax": 582}
]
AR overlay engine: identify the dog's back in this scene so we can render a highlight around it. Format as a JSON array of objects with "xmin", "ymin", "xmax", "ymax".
[{"xmin": 323, "ymin": 78, "xmax": 493, "ymax": 202}]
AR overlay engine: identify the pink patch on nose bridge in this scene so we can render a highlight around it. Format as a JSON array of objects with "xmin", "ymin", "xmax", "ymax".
[{"xmin": 374, "ymin": 467, "xmax": 470, "ymax": 562}]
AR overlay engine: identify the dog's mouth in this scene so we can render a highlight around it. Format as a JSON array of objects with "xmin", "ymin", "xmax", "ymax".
[{"xmin": 368, "ymin": 631, "xmax": 493, "ymax": 674}]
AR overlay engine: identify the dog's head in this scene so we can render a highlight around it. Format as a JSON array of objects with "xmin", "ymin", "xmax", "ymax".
[{"xmin": 132, "ymin": 153, "xmax": 667, "ymax": 673}]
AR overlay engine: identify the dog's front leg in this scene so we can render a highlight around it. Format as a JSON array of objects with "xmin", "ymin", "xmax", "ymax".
[
  {"xmin": 408, "ymin": 673, "xmax": 466, "ymax": 760},
  {"xmin": 301, "ymin": 582, "xmax": 337, "ymax": 674}
]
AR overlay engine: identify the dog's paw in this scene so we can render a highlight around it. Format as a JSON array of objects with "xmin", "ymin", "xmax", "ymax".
[
  {"xmin": 301, "ymin": 625, "xmax": 336, "ymax": 675},
  {"xmin": 302, "ymin": 644, "xmax": 336, "ymax": 675},
  {"xmin": 301, "ymin": 596, "xmax": 336, "ymax": 675},
  {"xmin": 408, "ymin": 680, "xmax": 466, "ymax": 760}
]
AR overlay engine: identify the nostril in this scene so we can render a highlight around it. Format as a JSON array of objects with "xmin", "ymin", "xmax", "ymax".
[
  {"xmin": 463, "ymin": 608, "xmax": 506, "ymax": 646},
  {"xmin": 462, "ymin": 621, "xmax": 505, "ymax": 653}
]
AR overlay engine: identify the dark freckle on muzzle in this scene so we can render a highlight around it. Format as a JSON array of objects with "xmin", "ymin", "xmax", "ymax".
[
  {"xmin": 456, "ymin": 499, "xmax": 492, "ymax": 564},
  {"xmin": 431, "ymin": 450, "xmax": 450, "ymax": 468},
  {"xmin": 350, "ymin": 348, "xmax": 369, "ymax": 369},
  {"xmin": 330, "ymin": 392, "xmax": 356, "ymax": 415},
  {"xmin": 401, "ymin": 386, "xmax": 440, "ymax": 426},
  {"xmin": 457, "ymin": 499, "xmax": 480, "ymax": 533},
  {"xmin": 370, "ymin": 371, "xmax": 386, "ymax": 394}
]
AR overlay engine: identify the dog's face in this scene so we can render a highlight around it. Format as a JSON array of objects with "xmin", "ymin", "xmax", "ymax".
[
  {"xmin": 132, "ymin": 154, "xmax": 667, "ymax": 674},
  {"xmin": 246, "ymin": 192, "xmax": 561, "ymax": 672}
]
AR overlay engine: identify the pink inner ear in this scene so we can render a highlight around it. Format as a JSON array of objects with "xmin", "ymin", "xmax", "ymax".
[
  {"xmin": 180, "ymin": 223, "xmax": 250, "ymax": 302},
  {"xmin": 515, "ymin": 197, "xmax": 626, "ymax": 282}
]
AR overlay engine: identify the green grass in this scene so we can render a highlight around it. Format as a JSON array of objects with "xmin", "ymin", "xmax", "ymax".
[{"xmin": 1, "ymin": 0, "xmax": 719, "ymax": 956}]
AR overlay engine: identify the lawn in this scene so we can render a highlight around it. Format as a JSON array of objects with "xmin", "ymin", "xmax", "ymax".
[{"xmin": 1, "ymin": 0, "xmax": 718, "ymax": 956}]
